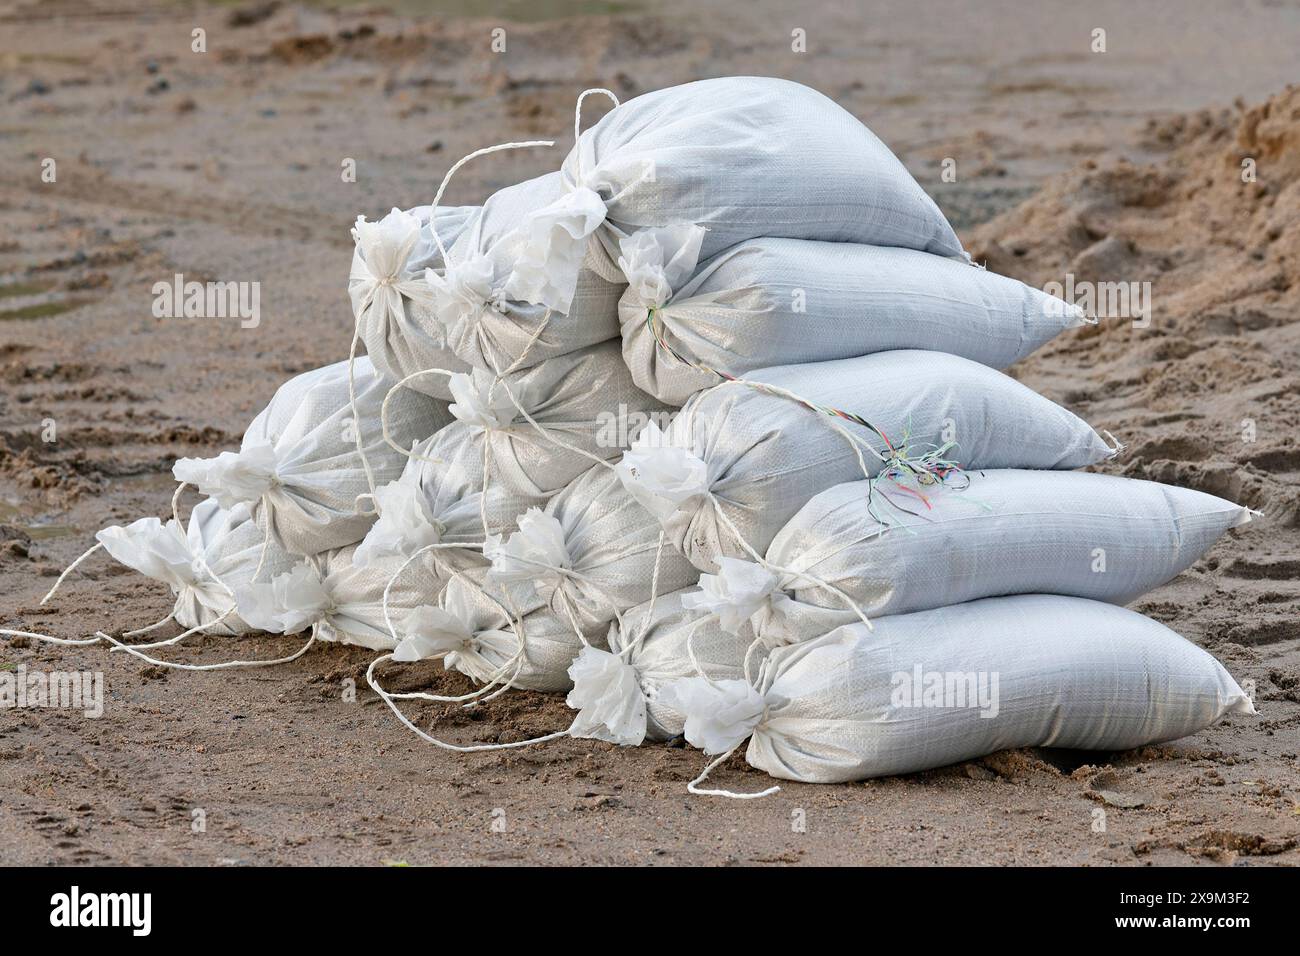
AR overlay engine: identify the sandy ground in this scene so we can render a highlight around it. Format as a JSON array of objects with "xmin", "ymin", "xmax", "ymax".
[{"xmin": 1, "ymin": 0, "xmax": 1298, "ymax": 865}]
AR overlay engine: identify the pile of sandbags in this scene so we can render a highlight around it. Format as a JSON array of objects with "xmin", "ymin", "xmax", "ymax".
[{"xmin": 31, "ymin": 77, "xmax": 1255, "ymax": 796}]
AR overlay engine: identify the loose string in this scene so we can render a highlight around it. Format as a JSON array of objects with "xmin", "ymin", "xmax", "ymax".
[
  {"xmin": 573, "ymin": 88, "xmax": 619, "ymax": 156},
  {"xmin": 428, "ymin": 139, "xmax": 555, "ymax": 265},
  {"xmin": 377, "ymin": 542, "xmax": 531, "ymax": 706},
  {"xmin": 11, "ymin": 540, "xmax": 110, "ymax": 645},
  {"xmin": 686, "ymin": 743, "xmax": 781, "ymax": 800},
  {"xmin": 615, "ymin": 530, "xmax": 666, "ymax": 660},
  {"xmin": 367, "ymin": 653, "xmax": 571, "ymax": 753},
  {"xmin": 17, "ymin": 482, "xmax": 240, "ymax": 647},
  {"xmin": 653, "ymin": 306, "xmax": 965, "ymax": 501},
  {"xmin": 479, "ymin": 437, "xmax": 493, "ymax": 541},
  {"xmin": 122, "ymin": 612, "xmax": 176, "ymax": 639},
  {"xmin": 677, "ymin": 618, "xmax": 783, "ymax": 800},
  {"xmin": 96, "ymin": 626, "xmax": 318, "ymax": 672},
  {"xmin": 379, "ymin": 366, "xmax": 462, "ymax": 462},
  {"xmin": 107, "ymin": 502, "xmax": 275, "ymax": 660},
  {"xmin": 347, "ymin": 314, "xmax": 381, "ymax": 504},
  {"xmin": 39, "ymin": 540, "xmax": 103, "ymax": 606},
  {"xmin": 111, "ymin": 607, "xmax": 237, "ymax": 653},
  {"xmin": 0, "ymin": 628, "xmax": 102, "ymax": 647},
  {"xmin": 1102, "ymin": 429, "xmax": 1125, "ymax": 458}
]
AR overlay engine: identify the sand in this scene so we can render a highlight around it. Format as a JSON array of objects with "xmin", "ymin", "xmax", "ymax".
[{"xmin": 1, "ymin": 0, "xmax": 1297, "ymax": 865}]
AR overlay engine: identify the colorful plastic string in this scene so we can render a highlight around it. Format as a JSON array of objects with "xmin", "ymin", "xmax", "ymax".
[{"xmin": 645, "ymin": 305, "xmax": 971, "ymax": 522}]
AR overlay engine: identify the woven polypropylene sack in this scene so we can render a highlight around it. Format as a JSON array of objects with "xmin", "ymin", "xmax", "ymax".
[
  {"xmin": 556, "ymin": 77, "xmax": 966, "ymax": 292},
  {"xmin": 351, "ymin": 430, "xmax": 544, "ymax": 594},
  {"xmin": 94, "ymin": 499, "xmax": 298, "ymax": 636},
  {"xmin": 425, "ymin": 574, "xmax": 586, "ymax": 693},
  {"xmin": 620, "ymin": 238, "xmax": 1086, "ymax": 404},
  {"xmin": 436, "ymin": 172, "xmax": 624, "ymax": 374},
  {"xmin": 312, "ymin": 544, "xmax": 445, "ymax": 651},
  {"xmin": 743, "ymin": 595, "xmax": 1253, "ymax": 783},
  {"xmin": 174, "ymin": 357, "xmax": 452, "ymax": 556},
  {"xmin": 608, "ymin": 588, "xmax": 758, "ymax": 741},
  {"xmin": 350, "ymin": 205, "xmax": 478, "ymax": 401},
  {"xmin": 524, "ymin": 464, "xmax": 700, "ymax": 637},
  {"xmin": 419, "ymin": 340, "xmax": 668, "ymax": 502},
  {"xmin": 635, "ymin": 350, "xmax": 1113, "ymax": 573},
  {"xmin": 767, "ymin": 470, "xmax": 1254, "ymax": 618}
]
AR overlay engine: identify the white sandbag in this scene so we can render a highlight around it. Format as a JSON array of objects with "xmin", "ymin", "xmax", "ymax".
[
  {"xmin": 607, "ymin": 588, "xmax": 757, "ymax": 741},
  {"xmin": 661, "ymin": 595, "xmax": 1254, "ymax": 785},
  {"xmin": 768, "ymin": 470, "xmax": 1255, "ymax": 618},
  {"xmin": 487, "ymin": 466, "xmax": 699, "ymax": 638},
  {"xmin": 351, "ymin": 433, "xmax": 540, "ymax": 592},
  {"xmin": 350, "ymin": 205, "xmax": 478, "ymax": 400},
  {"xmin": 619, "ymin": 236, "xmax": 1087, "ymax": 404},
  {"xmin": 616, "ymin": 349, "xmax": 1114, "ymax": 573},
  {"xmin": 522, "ymin": 77, "xmax": 966, "ymax": 315},
  {"xmin": 388, "ymin": 573, "xmax": 583, "ymax": 694},
  {"xmin": 417, "ymin": 340, "xmax": 668, "ymax": 504},
  {"xmin": 174, "ymin": 357, "xmax": 452, "ymax": 556},
  {"xmin": 605, "ymin": 565, "xmax": 865, "ymax": 741},
  {"xmin": 94, "ymin": 499, "xmax": 298, "ymax": 636},
  {"xmin": 434, "ymin": 172, "xmax": 624, "ymax": 374},
  {"xmin": 234, "ymin": 544, "xmax": 442, "ymax": 651}
]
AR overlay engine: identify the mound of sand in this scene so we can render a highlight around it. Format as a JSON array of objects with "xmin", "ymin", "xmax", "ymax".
[{"xmin": 969, "ymin": 86, "xmax": 1300, "ymax": 527}]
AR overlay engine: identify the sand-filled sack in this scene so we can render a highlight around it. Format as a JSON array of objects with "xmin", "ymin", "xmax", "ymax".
[
  {"xmin": 174, "ymin": 357, "xmax": 452, "ymax": 556},
  {"xmin": 486, "ymin": 467, "xmax": 699, "ymax": 638},
  {"xmin": 616, "ymin": 349, "xmax": 1114, "ymax": 574},
  {"xmin": 351, "ymin": 432, "xmax": 540, "ymax": 592},
  {"xmin": 94, "ymin": 499, "xmax": 298, "ymax": 636},
  {"xmin": 604, "ymin": 560, "xmax": 873, "ymax": 741},
  {"xmin": 619, "ymin": 233, "xmax": 1088, "ymax": 404},
  {"xmin": 433, "ymin": 172, "xmax": 624, "ymax": 375},
  {"xmin": 386, "ymin": 573, "xmax": 583, "ymax": 694},
  {"xmin": 523, "ymin": 77, "xmax": 966, "ymax": 313},
  {"xmin": 768, "ymin": 470, "xmax": 1255, "ymax": 618},
  {"xmin": 414, "ymin": 340, "xmax": 667, "ymax": 505},
  {"xmin": 604, "ymin": 588, "xmax": 767, "ymax": 742},
  {"xmin": 233, "ymin": 544, "xmax": 442, "ymax": 652},
  {"xmin": 350, "ymin": 205, "xmax": 478, "ymax": 400},
  {"xmin": 661, "ymin": 594, "xmax": 1254, "ymax": 787}
]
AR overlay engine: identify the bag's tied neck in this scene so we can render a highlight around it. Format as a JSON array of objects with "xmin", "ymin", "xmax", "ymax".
[
  {"xmin": 617, "ymin": 223, "xmax": 707, "ymax": 312},
  {"xmin": 424, "ymin": 253, "xmax": 500, "ymax": 334},
  {"xmin": 510, "ymin": 87, "xmax": 659, "ymax": 311},
  {"xmin": 95, "ymin": 516, "xmax": 203, "ymax": 594},
  {"xmin": 351, "ymin": 207, "xmax": 427, "ymax": 299},
  {"xmin": 613, "ymin": 420, "xmax": 710, "ymax": 523},
  {"xmin": 681, "ymin": 556, "xmax": 789, "ymax": 637},
  {"xmin": 392, "ymin": 601, "xmax": 515, "ymax": 686},
  {"xmin": 353, "ymin": 478, "xmax": 445, "ymax": 566},
  {"xmin": 234, "ymin": 560, "xmax": 334, "ymax": 635},
  {"xmin": 448, "ymin": 367, "xmax": 519, "ymax": 433},
  {"xmin": 564, "ymin": 644, "xmax": 647, "ymax": 746},
  {"xmin": 659, "ymin": 676, "xmax": 769, "ymax": 756},
  {"xmin": 172, "ymin": 441, "xmax": 278, "ymax": 511},
  {"xmin": 656, "ymin": 674, "xmax": 781, "ymax": 800},
  {"xmin": 506, "ymin": 186, "xmax": 608, "ymax": 314},
  {"xmin": 484, "ymin": 507, "xmax": 573, "ymax": 600}
]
